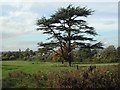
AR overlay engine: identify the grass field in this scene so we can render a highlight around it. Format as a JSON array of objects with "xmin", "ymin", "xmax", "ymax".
[
  {"xmin": 1, "ymin": 61, "xmax": 120, "ymax": 88},
  {"xmin": 1, "ymin": 60, "xmax": 119, "ymax": 79}
]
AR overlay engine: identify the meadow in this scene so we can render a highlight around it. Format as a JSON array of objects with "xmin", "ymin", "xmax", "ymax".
[{"xmin": 1, "ymin": 60, "xmax": 120, "ymax": 88}]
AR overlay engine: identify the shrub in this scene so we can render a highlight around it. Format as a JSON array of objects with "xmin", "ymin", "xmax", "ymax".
[{"xmin": 2, "ymin": 65, "xmax": 120, "ymax": 89}]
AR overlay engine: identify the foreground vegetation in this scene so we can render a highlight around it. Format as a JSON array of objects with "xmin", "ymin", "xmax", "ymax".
[{"xmin": 2, "ymin": 61, "xmax": 120, "ymax": 88}]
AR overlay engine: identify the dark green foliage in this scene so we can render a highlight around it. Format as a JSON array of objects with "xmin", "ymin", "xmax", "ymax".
[
  {"xmin": 2, "ymin": 48, "xmax": 36, "ymax": 61},
  {"xmin": 1, "ymin": 44, "xmax": 119, "ymax": 64},
  {"xmin": 1, "ymin": 45, "xmax": 119, "ymax": 63},
  {"xmin": 2, "ymin": 51, "xmax": 19, "ymax": 60},
  {"xmin": 73, "ymin": 45, "xmax": 119, "ymax": 63},
  {"xmin": 93, "ymin": 45, "xmax": 119, "ymax": 63},
  {"xmin": 117, "ymin": 46, "xmax": 120, "ymax": 61},
  {"xmin": 36, "ymin": 5, "xmax": 103, "ymax": 66}
]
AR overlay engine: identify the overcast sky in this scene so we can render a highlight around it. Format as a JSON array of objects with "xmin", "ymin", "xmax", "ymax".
[{"xmin": 0, "ymin": 0, "xmax": 119, "ymax": 51}]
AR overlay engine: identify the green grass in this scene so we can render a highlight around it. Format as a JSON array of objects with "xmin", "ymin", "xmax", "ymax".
[
  {"xmin": 2, "ymin": 61, "xmax": 74, "ymax": 79},
  {"xmin": 1, "ymin": 60, "xmax": 119, "ymax": 88},
  {"xmin": 1, "ymin": 60, "xmax": 119, "ymax": 79}
]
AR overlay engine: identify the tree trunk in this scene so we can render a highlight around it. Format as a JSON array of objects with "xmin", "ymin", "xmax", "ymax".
[
  {"xmin": 68, "ymin": 54, "xmax": 72, "ymax": 67},
  {"xmin": 77, "ymin": 65, "xmax": 79, "ymax": 70},
  {"xmin": 62, "ymin": 60, "xmax": 64, "ymax": 64},
  {"xmin": 68, "ymin": 22, "xmax": 72, "ymax": 67},
  {"xmin": 69, "ymin": 60, "xmax": 72, "ymax": 67}
]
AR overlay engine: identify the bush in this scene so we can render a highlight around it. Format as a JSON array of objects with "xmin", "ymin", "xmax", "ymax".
[{"xmin": 2, "ymin": 65, "xmax": 120, "ymax": 89}]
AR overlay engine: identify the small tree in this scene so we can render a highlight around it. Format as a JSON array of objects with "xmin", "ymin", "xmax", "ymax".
[
  {"xmin": 100, "ymin": 45, "xmax": 118, "ymax": 63},
  {"xmin": 117, "ymin": 46, "xmax": 120, "ymax": 60},
  {"xmin": 24, "ymin": 48, "xmax": 30, "ymax": 60},
  {"xmin": 37, "ymin": 42, "xmax": 53, "ymax": 61},
  {"xmin": 36, "ymin": 5, "xmax": 103, "ymax": 66}
]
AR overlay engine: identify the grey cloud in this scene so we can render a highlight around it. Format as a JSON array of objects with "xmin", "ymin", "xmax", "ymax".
[
  {"xmin": 2, "ymin": 33, "xmax": 17, "ymax": 39},
  {"xmin": 104, "ymin": 21, "xmax": 116, "ymax": 25}
]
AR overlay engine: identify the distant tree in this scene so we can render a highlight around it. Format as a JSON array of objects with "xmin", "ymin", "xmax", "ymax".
[
  {"xmin": 38, "ymin": 42, "xmax": 53, "ymax": 61},
  {"xmin": 24, "ymin": 48, "xmax": 30, "ymax": 60},
  {"xmin": 38, "ymin": 42, "xmax": 48, "ymax": 55},
  {"xmin": 7, "ymin": 51, "xmax": 12, "ymax": 59},
  {"xmin": 117, "ymin": 46, "xmax": 120, "ymax": 61},
  {"xmin": 14, "ymin": 52, "xmax": 19, "ymax": 59},
  {"xmin": 30, "ymin": 50, "xmax": 34, "ymax": 56},
  {"xmin": 36, "ymin": 5, "xmax": 103, "ymax": 66},
  {"xmin": 117, "ymin": 46, "xmax": 120, "ymax": 53},
  {"xmin": 78, "ymin": 48, "xmax": 91, "ymax": 62},
  {"xmin": 2, "ymin": 52, "xmax": 9, "ymax": 60},
  {"xmin": 18, "ymin": 49, "xmax": 23, "ymax": 59},
  {"xmin": 96, "ymin": 45, "xmax": 118, "ymax": 63},
  {"xmin": 19, "ymin": 49, "xmax": 21, "ymax": 52},
  {"xmin": 38, "ymin": 48, "xmax": 45, "ymax": 55}
]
